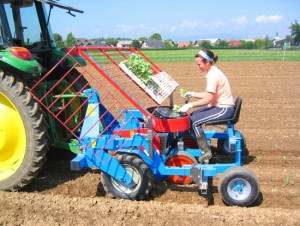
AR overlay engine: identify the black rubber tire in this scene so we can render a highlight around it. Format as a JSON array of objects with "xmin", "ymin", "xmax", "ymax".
[
  {"xmin": 218, "ymin": 166, "xmax": 260, "ymax": 207},
  {"xmin": 101, "ymin": 154, "xmax": 152, "ymax": 200},
  {"xmin": 0, "ymin": 72, "xmax": 48, "ymax": 191},
  {"xmin": 217, "ymin": 131, "xmax": 248, "ymax": 155}
]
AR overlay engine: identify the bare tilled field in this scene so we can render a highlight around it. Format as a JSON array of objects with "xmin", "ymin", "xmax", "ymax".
[{"xmin": 1, "ymin": 61, "xmax": 300, "ymax": 225}]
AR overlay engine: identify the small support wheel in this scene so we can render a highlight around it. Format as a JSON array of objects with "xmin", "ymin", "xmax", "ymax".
[
  {"xmin": 101, "ymin": 154, "xmax": 152, "ymax": 200},
  {"xmin": 218, "ymin": 166, "xmax": 260, "ymax": 207}
]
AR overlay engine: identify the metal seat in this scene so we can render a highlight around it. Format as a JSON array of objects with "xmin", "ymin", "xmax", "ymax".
[{"xmin": 205, "ymin": 96, "xmax": 242, "ymax": 126}]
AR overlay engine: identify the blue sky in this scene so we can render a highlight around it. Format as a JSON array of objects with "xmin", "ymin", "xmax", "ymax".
[{"xmin": 49, "ymin": 0, "xmax": 300, "ymax": 41}]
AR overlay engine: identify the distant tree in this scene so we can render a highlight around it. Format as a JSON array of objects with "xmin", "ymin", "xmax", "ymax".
[
  {"xmin": 199, "ymin": 40, "xmax": 212, "ymax": 49},
  {"xmin": 255, "ymin": 36, "xmax": 272, "ymax": 49},
  {"xmin": 289, "ymin": 20, "xmax": 300, "ymax": 45},
  {"xmin": 164, "ymin": 39, "xmax": 175, "ymax": 49},
  {"xmin": 285, "ymin": 34, "xmax": 292, "ymax": 39},
  {"xmin": 241, "ymin": 40, "xmax": 256, "ymax": 49},
  {"xmin": 138, "ymin": 36, "xmax": 147, "ymax": 41},
  {"xmin": 131, "ymin": 39, "xmax": 141, "ymax": 48},
  {"xmin": 53, "ymin": 33, "xmax": 65, "ymax": 48},
  {"xmin": 149, "ymin": 33, "xmax": 162, "ymax": 40},
  {"xmin": 215, "ymin": 40, "xmax": 229, "ymax": 48},
  {"xmin": 106, "ymin": 38, "xmax": 118, "ymax": 46},
  {"xmin": 65, "ymin": 32, "xmax": 77, "ymax": 47},
  {"xmin": 53, "ymin": 33, "xmax": 62, "ymax": 42}
]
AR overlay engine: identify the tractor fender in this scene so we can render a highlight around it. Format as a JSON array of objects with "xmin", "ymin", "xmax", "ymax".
[{"xmin": 0, "ymin": 48, "xmax": 42, "ymax": 79}]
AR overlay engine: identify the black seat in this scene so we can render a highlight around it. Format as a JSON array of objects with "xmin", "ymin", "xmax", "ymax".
[{"xmin": 205, "ymin": 96, "xmax": 242, "ymax": 126}]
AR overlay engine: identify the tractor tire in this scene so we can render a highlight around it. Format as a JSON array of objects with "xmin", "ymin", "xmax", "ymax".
[
  {"xmin": 217, "ymin": 131, "xmax": 248, "ymax": 156},
  {"xmin": 101, "ymin": 154, "xmax": 152, "ymax": 200},
  {"xmin": 218, "ymin": 166, "xmax": 260, "ymax": 207},
  {"xmin": 0, "ymin": 72, "xmax": 48, "ymax": 191}
]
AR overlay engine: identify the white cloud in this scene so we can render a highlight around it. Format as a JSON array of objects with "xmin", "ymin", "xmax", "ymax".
[
  {"xmin": 211, "ymin": 20, "xmax": 227, "ymax": 29},
  {"xmin": 180, "ymin": 20, "xmax": 199, "ymax": 29},
  {"xmin": 170, "ymin": 26, "xmax": 177, "ymax": 32},
  {"xmin": 255, "ymin": 15, "xmax": 283, "ymax": 23},
  {"xmin": 64, "ymin": 27, "xmax": 79, "ymax": 34},
  {"xmin": 233, "ymin": 16, "xmax": 248, "ymax": 25},
  {"xmin": 168, "ymin": 20, "xmax": 200, "ymax": 33},
  {"xmin": 90, "ymin": 28, "xmax": 102, "ymax": 36},
  {"xmin": 115, "ymin": 24, "xmax": 146, "ymax": 32}
]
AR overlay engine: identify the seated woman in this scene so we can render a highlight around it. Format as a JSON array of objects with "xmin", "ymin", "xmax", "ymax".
[{"xmin": 179, "ymin": 49, "xmax": 235, "ymax": 163}]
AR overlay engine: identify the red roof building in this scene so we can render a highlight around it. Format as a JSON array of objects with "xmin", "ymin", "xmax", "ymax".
[
  {"xmin": 227, "ymin": 40, "xmax": 242, "ymax": 47},
  {"xmin": 178, "ymin": 42, "xmax": 192, "ymax": 48}
]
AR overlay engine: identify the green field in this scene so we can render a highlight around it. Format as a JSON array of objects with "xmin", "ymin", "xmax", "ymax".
[
  {"xmin": 141, "ymin": 49, "xmax": 300, "ymax": 62},
  {"xmin": 88, "ymin": 48, "xmax": 300, "ymax": 63}
]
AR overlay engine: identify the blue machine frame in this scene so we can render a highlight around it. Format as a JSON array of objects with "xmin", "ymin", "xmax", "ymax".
[{"xmin": 70, "ymin": 88, "xmax": 243, "ymax": 192}]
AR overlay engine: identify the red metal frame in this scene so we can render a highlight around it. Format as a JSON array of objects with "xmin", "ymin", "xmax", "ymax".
[
  {"xmin": 28, "ymin": 46, "xmax": 181, "ymax": 160},
  {"xmin": 77, "ymin": 47, "xmax": 151, "ymax": 117}
]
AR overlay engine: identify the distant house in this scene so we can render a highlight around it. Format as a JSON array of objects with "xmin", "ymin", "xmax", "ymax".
[
  {"xmin": 194, "ymin": 38, "xmax": 220, "ymax": 46},
  {"xmin": 76, "ymin": 38, "xmax": 95, "ymax": 46},
  {"xmin": 141, "ymin": 40, "xmax": 165, "ymax": 49},
  {"xmin": 272, "ymin": 37, "xmax": 293, "ymax": 48},
  {"xmin": 94, "ymin": 41, "xmax": 108, "ymax": 47},
  {"xmin": 178, "ymin": 42, "xmax": 192, "ymax": 48},
  {"xmin": 117, "ymin": 40, "xmax": 132, "ymax": 47},
  {"xmin": 227, "ymin": 40, "xmax": 242, "ymax": 47},
  {"xmin": 75, "ymin": 38, "xmax": 109, "ymax": 46}
]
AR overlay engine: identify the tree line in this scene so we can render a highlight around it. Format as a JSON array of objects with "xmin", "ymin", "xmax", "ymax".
[{"xmin": 54, "ymin": 20, "xmax": 300, "ymax": 50}]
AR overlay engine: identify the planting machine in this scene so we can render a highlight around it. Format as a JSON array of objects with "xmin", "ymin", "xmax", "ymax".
[{"xmin": 0, "ymin": 0, "xmax": 260, "ymax": 207}]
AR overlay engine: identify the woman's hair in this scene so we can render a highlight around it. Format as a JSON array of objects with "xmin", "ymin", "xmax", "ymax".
[{"xmin": 195, "ymin": 49, "xmax": 218, "ymax": 64}]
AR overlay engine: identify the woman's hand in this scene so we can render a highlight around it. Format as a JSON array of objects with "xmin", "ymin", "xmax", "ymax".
[
  {"xmin": 178, "ymin": 103, "xmax": 193, "ymax": 113},
  {"xmin": 183, "ymin": 91, "xmax": 195, "ymax": 98}
]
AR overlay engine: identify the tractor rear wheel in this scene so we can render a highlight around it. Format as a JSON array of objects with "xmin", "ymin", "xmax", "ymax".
[
  {"xmin": 101, "ymin": 154, "xmax": 152, "ymax": 200},
  {"xmin": 0, "ymin": 72, "xmax": 48, "ymax": 191}
]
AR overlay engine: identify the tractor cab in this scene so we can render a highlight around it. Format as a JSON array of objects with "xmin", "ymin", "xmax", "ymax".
[{"xmin": 0, "ymin": 0, "xmax": 84, "ymax": 78}]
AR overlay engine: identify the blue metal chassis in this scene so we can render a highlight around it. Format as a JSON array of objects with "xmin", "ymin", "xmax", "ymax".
[{"xmin": 70, "ymin": 89, "xmax": 243, "ymax": 190}]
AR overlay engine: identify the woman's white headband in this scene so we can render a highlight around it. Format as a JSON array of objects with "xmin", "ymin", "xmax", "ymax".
[{"xmin": 199, "ymin": 50, "xmax": 213, "ymax": 62}]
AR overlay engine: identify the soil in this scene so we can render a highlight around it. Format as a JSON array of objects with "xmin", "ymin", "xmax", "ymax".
[{"xmin": 1, "ymin": 61, "xmax": 300, "ymax": 226}]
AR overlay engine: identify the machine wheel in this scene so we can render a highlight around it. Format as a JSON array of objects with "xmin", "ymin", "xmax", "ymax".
[
  {"xmin": 165, "ymin": 151, "xmax": 198, "ymax": 184},
  {"xmin": 218, "ymin": 166, "xmax": 260, "ymax": 207},
  {"xmin": 101, "ymin": 154, "xmax": 152, "ymax": 200},
  {"xmin": 0, "ymin": 72, "xmax": 48, "ymax": 191},
  {"xmin": 217, "ymin": 131, "xmax": 248, "ymax": 155}
]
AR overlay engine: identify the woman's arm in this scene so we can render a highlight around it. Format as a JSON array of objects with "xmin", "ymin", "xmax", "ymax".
[
  {"xmin": 190, "ymin": 92, "xmax": 214, "ymax": 108},
  {"xmin": 193, "ymin": 91, "xmax": 207, "ymax": 99}
]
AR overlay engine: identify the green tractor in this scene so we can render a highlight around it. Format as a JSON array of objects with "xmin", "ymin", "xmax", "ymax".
[{"xmin": 0, "ymin": 0, "xmax": 87, "ymax": 191}]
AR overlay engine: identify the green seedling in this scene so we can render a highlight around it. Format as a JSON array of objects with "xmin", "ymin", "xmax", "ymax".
[
  {"xmin": 254, "ymin": 155, "xmax": 262, "ymax": 163},
  {"xmin": 283, "ymin": 175, "xmax": 290, "ymax": 187},
  {"xmin": 172, "ymin": 104, "xmax": 181, "ymax": 113},
  {"xmin": 123, "ymin": 54, "xmax": 153, "ymax": 84},
  {"xmin": 180, "ymin": 88, "xmax": 187, "ymax": 97}
]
